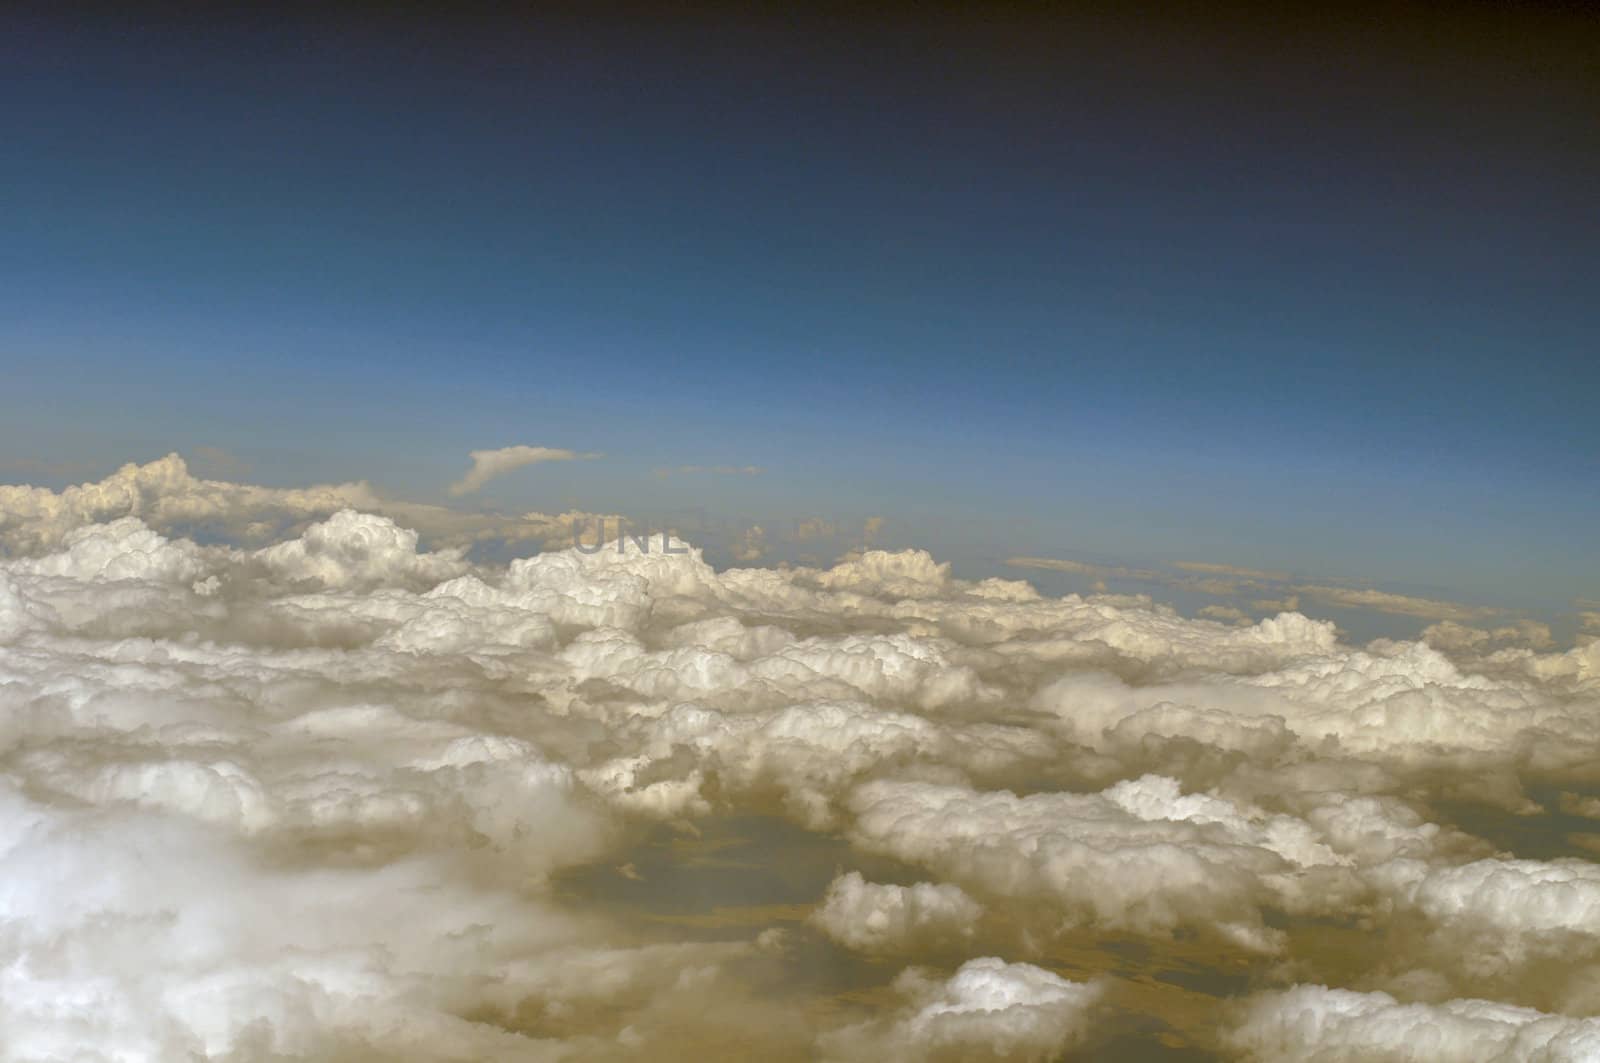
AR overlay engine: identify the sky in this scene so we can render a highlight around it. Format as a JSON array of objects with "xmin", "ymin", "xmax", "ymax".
[
  {"xmin": 1, "ymin": 5, "xmax": 1596, "ymax": 614},
  {"xmin": 4, "ymin": 9, "xmax": 1600, "ymax": 1061}
]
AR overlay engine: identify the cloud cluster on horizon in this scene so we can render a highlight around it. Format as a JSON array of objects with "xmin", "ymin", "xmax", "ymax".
[
  {"xmin": 1006, "ymin": 552, "xmax": 1538, "ymax": 630},
  {"xmin": 0, "ymin": 457, "xmax": 1598, "ymax": 1059}
]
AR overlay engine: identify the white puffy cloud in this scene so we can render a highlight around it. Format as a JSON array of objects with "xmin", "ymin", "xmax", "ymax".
[
  {"xmin": 0, "ymin": 454, "xmax": 614, "ymax": 559},
  {"xmin": 1032, "ymin": 637, "xmax": 1598, "ymax": 771},
  {"xmin": 810, "ymin": 872, "xmax": 983, "ymax": 953},
  {"xmin": 253, "ymin": 509, "xmax": 468, "ymax": 590},
  {"xmin": 9, "ymin": 516, "xmax": 209, "ymax": 584},
  {"xmin": 1367, "ymin": 856, "xmax": 1600, "ymax": 981},
  {"xmin": 0, "ymin": 454, "xmax": 380, "ymax": 554},
  {"xmin": 1229, "ymin": 985, "xmax": 1600, "ymax": 1062},
  {"xmin": 818, "ymin": 548, "xmax": 952, "ymax": 598},
  {"xmin": 0, "ymin": 753, "xmax": 612, "ymax": 1059},
  {"xmin": 818, "ymin": 958, "xmax": 1102, "ymax": 1062},
  {"xmin": 447, "ymin": 445, "xmax": 595, "ymax": 496},
  {"xmin": 0, "ymin": 459, "xmax": 1597, "ymax": 1058},
  {"xmin": 846, "ymin": 774, "xmax": 1358, "ymax": 953}
]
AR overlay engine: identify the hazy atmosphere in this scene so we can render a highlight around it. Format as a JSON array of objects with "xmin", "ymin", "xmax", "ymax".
[{"xmin": 2, "ymin": 5, "xmax": 1598, "ymax": 1061}]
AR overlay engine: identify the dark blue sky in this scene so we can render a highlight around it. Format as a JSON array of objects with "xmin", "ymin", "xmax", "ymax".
[{"xmin": 2, "ymin": 6, "xmax": 1596, "ymax": 609}]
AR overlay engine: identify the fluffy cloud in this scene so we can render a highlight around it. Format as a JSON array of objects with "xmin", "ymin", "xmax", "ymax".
[
  {"xmin": 1229, "ymin": 986, "xmax": 1600, "ymax": 1062},
  {"xmin": 254, "ymin": 509, "xmax": 469, "ymax": 590},
  {"xmin": 809, "ymin": 872, "xmax": 983, "ymax": 953},
  {"xmin": 818, "ymin": 958, "xmax": 1102, "ymax": 1062},
  {"xmin": 1, "ymin": 459, "xmax": 1597, "ymax": 1058},
  {"xmin": 846, "ymin": 774, "xmax": 1371, "ymax": 953},
  {"xmin": 1031, "ymin": 637, "xmax": 1597, "ymax": 771},
  {"xmin": 0, "ymin": 454, "xmax": 380, "ymax": 553},
  {"xmin": 448, "ymin": 445, "xmax": 595, "ymax": 496},
  {"xmin": 0, "ymin": 453, "xmax": 618, "ymax": 558}
]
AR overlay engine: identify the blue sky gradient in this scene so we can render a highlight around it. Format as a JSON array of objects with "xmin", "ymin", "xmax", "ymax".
[{"xmin": 2, "ymin": 9, "xmax": 1595, "ymax": 612}]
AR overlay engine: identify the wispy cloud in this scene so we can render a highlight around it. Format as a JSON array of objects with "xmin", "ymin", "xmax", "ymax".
[
  {"xmin": 1172, "ymin": 560, "xmax": 1289, "ymax": 582},
  {"xmin": 1011, "ymin": 555, "xmax": 1502, "ymax": 625},
  {"xmin": 1005, "ymin": 556, "xmax": 1165, "ymax": 582},
  {"xmin": 1290, "ymin": 583, "xmax": 1498, "ymax": 622},
  {"xmin": 448, "ymin": 445, "xmax": 598, "ymax": 496}
]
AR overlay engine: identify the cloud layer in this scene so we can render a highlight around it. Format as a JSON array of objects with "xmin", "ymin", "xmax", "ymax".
[{"xmin": 0, "ymin": 457, "xmax": 1597, "ymax": 1059}]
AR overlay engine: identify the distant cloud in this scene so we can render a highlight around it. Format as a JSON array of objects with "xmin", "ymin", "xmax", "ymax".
[
  {"xmin": 1011, "ymin": 557, "xmax": 1499, "ymax": 625},
  {"xmin": 1292, "ymin": 584, "xmax": 1497, "ymax": 622},
  {"xmin": 1005, "ymin": 556, "xmax": 1165, "ymax": 582},
  {"xmin": 448, "ymin": 445, "xmax": 596, "ymax": 496},
  {"xmin": 1005, "ymin": 556, "xmax": 1102, "ymax": 576},
  {"xmin": 732, "ymin": 524, "xmax": 767, "ymax": 562},
  {"xmin": 1199, "ymin": 604, "xmax": 1251, "ymax": 624},
  {"xmin": 1183, "ymin": 577, "xmax": 1242, "ymax": 597},
  {"xmin": 0, "ymin": 453, "xmax": 383, "ymax": 554},
  {"xmin": 1253, "ymin": 593, "xmax": 1300, "ymax": 613},
  {"xmin": 792, "ymin": 517, "xmax": 838, "ymax": 542},
  {"xmin": 1172, "ymin": 560, "xmax": 1289, "ymax": 582},
  {"xmin": 1423, "ymin": 619, "xmax": 1554, "ymax": 652}
]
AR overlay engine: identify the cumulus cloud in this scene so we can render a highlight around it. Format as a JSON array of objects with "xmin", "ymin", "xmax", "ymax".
[
  {"xmin": 254, "ymin": 509, "xmax": 469, "ymax": 590},
  {"xmin": 1229, "ymin": 985, "xmax": 1600, "ymax": 1062},
  {"xmin": 447, "ymin": 445, "xmax": 596, "ymax": 496},
  {"xmin": 846, "ymin": 773, "xmax": 1371, "ymax": 954},
  {"xmin": 0, "ymin": 453, "xmax": 619, "ymax": 558},
  {"xmin": 810, "ymin": 872, "xmax": 983, "ymax": 954},
  {"xmin": 818, "ymin": 958, "xmax": 1102, "ymax": 1062},
  {"xmin": 0, "ymin": 453, "xmax": 381, "ymax": 553},
  {"xmin": 0, "ymin": 459, "xmax": 1597, "ymax": 1058}
]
